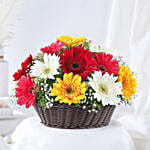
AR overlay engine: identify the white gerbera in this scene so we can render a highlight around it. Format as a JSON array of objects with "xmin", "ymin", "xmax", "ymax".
[
  {"xmin": 89, "ymin": 43, "xmax": 115, "ymax": 55},
  {"xmin": 88, "ymin": 71, "xmax": 122, "ymax": 106},
  {"xmin": 89, "ymin": 43, "xmax": 101, "ymax": 53},
  {"xmin": 31, "ymin": 53, "xmax": 60, "ymax": 79}
]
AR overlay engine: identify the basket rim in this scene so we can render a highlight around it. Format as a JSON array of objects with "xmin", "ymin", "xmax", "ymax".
[{"xmin": 35, "ymin": 102, "xmax": 115, "ymax": 110}]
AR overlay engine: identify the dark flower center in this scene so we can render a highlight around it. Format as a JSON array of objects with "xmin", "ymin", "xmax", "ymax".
[
  {"xmin": 66, "ymin": 88, "xmax": 73, "ymax": 94},
  {"xmin": 72, "ymin": 63, "xmax": 79, "ymax": 69},
  {"xmin": 70, "ymin": 61, "xmax": 82, "ymax": 73},
  {"xmin": 98, "ymin": 65, "xmax": 107, "ymax": 72},
  {"xmin": 29, "ymin": 87, "xmax": 33, "ymax": 94}
]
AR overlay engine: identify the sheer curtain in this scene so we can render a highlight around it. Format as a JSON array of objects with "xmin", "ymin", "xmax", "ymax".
[{"xmin": 105, "ymin": 0, "xmax": 150, "ymax": 149}]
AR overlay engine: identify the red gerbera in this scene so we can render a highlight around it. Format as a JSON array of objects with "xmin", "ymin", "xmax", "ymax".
[
  {"xmin": 15, "ymin": 74, "xmax": 35, "ymax": 108},
  {"xmin": 13, "ymin": 69, "xmax": 26, "ymax": 81},
  {"xmin": 13, "ymin": 54, "xmax": 33, "ymax": 81},
  {"xmin": 21, "ymin": 54, "xmax": 33, "ymax": 70},
  {"xmin": 95, "ymin": 52, "xmax": 119, "ymax": 75},
  {"xmin": 60, "ymin": 47, "xmax": 97, "ymax": 80},
  {"xmin": 41, "ymin": 40, "xmax": 63, "ymax": 55}
]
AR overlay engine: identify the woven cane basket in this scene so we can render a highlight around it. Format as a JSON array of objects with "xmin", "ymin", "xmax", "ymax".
[{"xmin": 35, "ymin": 103, "xmax": 115, "ymax": 129}]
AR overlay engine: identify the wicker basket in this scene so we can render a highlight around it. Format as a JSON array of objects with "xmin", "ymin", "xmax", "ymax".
[{"xmin": 35, "ymin": 103, "xmax": 115, "ymax": 129}]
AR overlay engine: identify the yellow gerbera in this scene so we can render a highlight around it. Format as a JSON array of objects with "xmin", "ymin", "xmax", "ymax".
[
  {"xmin": 118, "ymin": 65, "xmax": 137, "ymax": 100},
  {"xmin": 51, "ymin": 72, "xmax": 87, "ymax": 105},
  {"xmin": 56, "ymin": 35, "xmax": 86, "ymax": 47}
]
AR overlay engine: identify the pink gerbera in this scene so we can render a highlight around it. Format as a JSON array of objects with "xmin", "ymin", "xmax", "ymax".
[
  {"xmin": 15, "ymin": 74, "xmax": 36, "ymax": 108},
  {"xmin": 41, "ymin": 40, "xmax": 64, "ymax": 55},
  {"xmin": 95, "ymin": 53, "xmax": 119, "ymax": 75}
]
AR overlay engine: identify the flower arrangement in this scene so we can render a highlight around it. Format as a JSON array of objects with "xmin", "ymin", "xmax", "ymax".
[{"xmin": 13, "ymin": 35, "xmax": 137, "ymax": 113}]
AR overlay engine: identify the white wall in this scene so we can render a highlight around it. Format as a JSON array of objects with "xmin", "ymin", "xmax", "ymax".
[{"xmin": 6, "ymin": 0, "xmax": 112, "ymax": 88}]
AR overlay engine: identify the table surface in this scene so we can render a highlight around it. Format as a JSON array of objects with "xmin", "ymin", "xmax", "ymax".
[
  {"xmin": 0, "ymin": 110, "xmax": 28, "ymax": 136},
  {"xmin": 11, "ymin": 117, "xmax": 136, "ymax": 150}
]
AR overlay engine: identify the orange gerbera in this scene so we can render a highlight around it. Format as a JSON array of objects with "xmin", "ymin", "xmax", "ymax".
[{"xmin": 118, "ymin": 65, "xmax": 137, "ymax": 100}]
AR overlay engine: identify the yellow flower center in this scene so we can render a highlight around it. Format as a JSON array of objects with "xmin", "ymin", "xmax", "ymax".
[
  {"xmin": 44, "ymin": 68, "xmax": 51, "ymax": 74},
  {"xmin": 99, "ymin": 84, "xmax": 108, "ymax": 95}
]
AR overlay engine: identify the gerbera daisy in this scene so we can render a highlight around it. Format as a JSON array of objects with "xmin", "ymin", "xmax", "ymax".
[
  {"xmin": 13, "ymin": 54, "xmax": 33, "ymax": 81},
  {"xmin": 95, "ymin": 52, "xmax": 119, "ymax": 75},
  {"xmin": 56, "ymin": 35, "xmax": 86, "ymax": 47},
  {"xmin": 51, "ymin": 73, "xmax": 87, "ymax": 105},
  {"xmin": 60, "ymin": 47, "xmax": 97, "ymax": 80},
  {"xmin": 89, "ymin": 43, "xmax": 114, "ymax": 54},
  {"xmin": 31, "ymin": 53, "xmax": 60, "ymax": 79},
  {"xmin": 15, "ymin": 74, "xmax": 35, "ymax": 108},
  {"xmin": 21, "ymin": 54, "xmax": 33, "ymax": 69},
  {"xmin": 13, "ymin": 69, "xmax": 26, "ymax": 81},
  {"xmin": 88, "ymin": 71, "xmax": 122, "ymax": 106},
  {"xmin": 41, "ymin": 40, "xmax": 63, "ymax": 55},
  {"xmin": 89, "ymin": 43, "xmax": 101, "ymax": 53},
  {"xmin": 118, "ymin": 65, "xmax": 137, "ymax": 100}
]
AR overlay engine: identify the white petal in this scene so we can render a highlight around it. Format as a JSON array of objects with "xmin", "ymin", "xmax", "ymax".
[
  {"xmin": 88, "ymin": 71, "xmax": 122, "ymax": 106},
  {"xmin": 31, "ymin": 54, "xmax": 60, "ymax": 79}
]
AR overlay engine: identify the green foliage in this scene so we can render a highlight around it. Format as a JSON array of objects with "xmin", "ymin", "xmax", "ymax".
[
  {"xmin": 37, "ymin": 52, "xmax": 44, "ymax": 62},
  {"xmin": 74, "ymin": 103, "xmax": 81, "ymax": 107},
  {"xmin": 82, "ymin": 87, "xmax": 102, "ymax": 111},
  {"xmin": 34, "ymin": 68, "xmax": 64, "ymax": 109},
  {"xmin": 118, "ymin": 95, "xmax": 132, "ymax": 105},
  {"xmin": 84, "ymin": 41, "xmax": 90, "ymax": 50}
]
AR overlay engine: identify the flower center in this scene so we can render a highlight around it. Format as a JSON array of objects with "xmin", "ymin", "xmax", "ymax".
[
  {"xmin": 98, "ymin": 65, "xmax": 107, "ymax": 72},
  {"xmin": 123, "ymin": 77, "xmax": 127, "ymax": 87},
  {"xmin": 66, "ymin": 88, "xmax": 73, "ymax": 94},
  {"xmin": 72, "ymin": 62, "xmax": 79, "ymax": 69},
  {"xmin": 44, "ymin": 68, "xmax": 51, "ymax": 74},
  {"xmin": 99, "ymin": 84, "xmax": 108, "ymax": 95},
  {"xmin": 29, "ymin": 87, "xmax": 33, "ymax": 94}
]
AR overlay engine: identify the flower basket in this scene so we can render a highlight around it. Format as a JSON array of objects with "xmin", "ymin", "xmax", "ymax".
[
  {"xmin": 35, "ymin": 103, "xmax": 115, "ymax": 129},
  {"xmin": 12, "ymin": 36, "xmax": 137, "ymax": 129}
]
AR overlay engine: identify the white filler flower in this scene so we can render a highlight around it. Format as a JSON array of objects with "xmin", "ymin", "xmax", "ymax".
[
  {"xmin": 31, "ymin": 53, "xmax": 60, "ymax": 79},
  {"xmin": 88, "ymin": 71, "xmax": 122, "ymax": 106}
]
